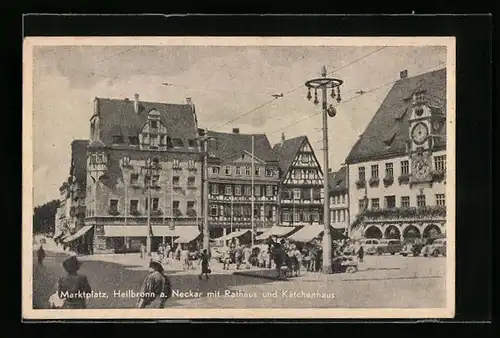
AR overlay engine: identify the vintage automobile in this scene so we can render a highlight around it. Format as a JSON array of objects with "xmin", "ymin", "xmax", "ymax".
[
  {"xmin": 376, "ymin": 239, "xmax": 403, "ymax": 255},
  {"xmin": 361, "ymin": 238, "xmax": 381, "ymax": 255},
  {"xmin": 425, "ymin": 238, "xmax": 447, "ymax": 257}
]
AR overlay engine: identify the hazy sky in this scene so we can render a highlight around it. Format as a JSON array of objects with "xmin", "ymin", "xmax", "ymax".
[{"xmin": 31, "ymin": 43, "xmax": 446, "ymax": 206}]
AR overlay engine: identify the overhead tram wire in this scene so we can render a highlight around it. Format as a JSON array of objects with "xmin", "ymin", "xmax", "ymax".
[
  {"xmin": 268, "ymin": 61, "xmax": 447, "ymax": 136},
  {"xmin": 213, "ymin": 46, "xmax": 389, "ymax": 130}
]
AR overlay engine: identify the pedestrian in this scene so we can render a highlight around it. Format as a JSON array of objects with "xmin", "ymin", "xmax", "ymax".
[
  {"xmin": 157, "ymin": 243, "xmax": 165, "ymax": 262},
  {"xmin": 273, "ymin": 244, "xmax": 284, "ymax": 280},
  {"xmin": 243, "ymin": 245, "xmax": 252, "ymax": 269},
  {"xmin": 180, "ymin": 245, "xmax": 189, "ymax": 270},
  {"xmin": 140, "ymin": 243, "xmax": 146, "ymax": 259},
  {"xmin": 198, "ymin": 249, "xmax": 211, "ymax": 280},
  {"xmin": 222, "ymin": 247, "xmax": 232, "ymax": 270},
  {"xmin": 53, "ymin": 256, "xmax": 92, "ymax": 309},
  {"xmin": 234, "ymin": 244, "xmax": 243, "ymax": 270},
  {"xmin": 165, "ymin": 243, "xmax": 172, "ymax": 261},
  {"xmin": 357, "ymin": 241, "xmax": 364, "ymax": 263},
  {"xmin": 37, "ymin": 244, "xmax": 46, "ymax": 265},
  {"xmin": 136, "ymin": 259, "xmax": 173, "ymax": 309}
]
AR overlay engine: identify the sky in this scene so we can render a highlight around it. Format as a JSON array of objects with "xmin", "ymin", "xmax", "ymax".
[{"xmin": 31, "ymin": 43, "xmax": 447, "ymax": 206}]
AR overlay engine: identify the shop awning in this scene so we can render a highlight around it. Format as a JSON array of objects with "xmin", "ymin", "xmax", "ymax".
[
  {"xmin": 63, "ymin": 225, "xmax": 93, "ymax": 243},
  {"xmin": 174, "ymin": 228, "xmax": 202, "ymax": 244},
  {"xmin": 215, "ymin": 229, "xmax": 251, "ymax": 242},
  {"xmin": 103, "ymin": 226, "xmax": 149, "ymax": 237},
  {"xmin": 287, "ymin": 225, "xmax": 347, "ymax": 242},
  {"xmin": 256, "ymin": 226, "xmax": 301, "ymax": 241},
  {"xmin": 332, "ymin": 223, "xmax": 347, "ymax": 230}
]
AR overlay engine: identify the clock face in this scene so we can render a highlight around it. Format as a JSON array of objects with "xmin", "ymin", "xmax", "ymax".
[{"xmin": 411, "ymin": 122, "xmax": 429, "ymax": 145}]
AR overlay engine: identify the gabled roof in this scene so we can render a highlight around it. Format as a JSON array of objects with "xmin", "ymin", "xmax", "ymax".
[
  {"xmin": 93, "ymin": 98, "xmax": 198, "ymax": 151},
  {"xmin": 205, "ymin": 131, "xmax": 277, "ymax": 163},
  {"xmin": 345, "ymin": 68, "xmax": 446, "ymax": 164},
  {"xmin": 328, "ymin": 166, "xmax": 347, "ymax": 196},
  {"xmin": 272, "ymin": 136, "xmax": 307, "ymax": 175},
  {"xmin": 70, "ymin": 140, "xmax": 89, "ymax": 186}
]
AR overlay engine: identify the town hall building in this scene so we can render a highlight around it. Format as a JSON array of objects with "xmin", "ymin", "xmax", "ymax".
[{"xmin": 346, "ymin": 68, "xmax": 447, "ymax": 241}]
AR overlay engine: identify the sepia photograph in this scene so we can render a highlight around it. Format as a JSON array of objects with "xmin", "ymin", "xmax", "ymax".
[{"xmin": 23, "ymin": 36, "xmax": 455, "ymax": 319}]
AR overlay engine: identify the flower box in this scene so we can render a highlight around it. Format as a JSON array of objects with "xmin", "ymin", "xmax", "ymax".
[
  {"xmin": 431, "ymin": 170, "xmax": 446, "ymax": 182},
  {"xmin": 369, "ymin": 177, "xmax": 380, "ymax": 187},
  {"xmin": 108, "ymin": 209, "xmax": 120, "ymax": 216},
  {"xmin": 187, "ymin": 209, "xmax": 197, "ymax": 217},
  {"xmin": 150, "ymin": 209, "xmax": 163, "ymax": 217},
  {"xmin": 355, "ymin": 179, "xmax": 366, "ymax": 189},
  {"xmin": 383, "ymin": 176, "xmax": 394, "ymax": 187},
  {"xmin": 398, "ymin": 174, "xmax": 410, "ymax": 185}
]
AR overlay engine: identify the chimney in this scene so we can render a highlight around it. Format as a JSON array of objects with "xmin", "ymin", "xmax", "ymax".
[
  {"xmin": 232, "ymin": 128, "xmax": 240, "ymax": 134},
  {"xmin": 400, "ymin": 69, "xmax": 408, "ymax": 79},
  {"xmin": 186, "ymin": 97, "xmax": 192, "ymax": 105},
  {"xmin": 133, "ymin": 93, "xmax": 140, "ymax": 113},
  {"xmin": 281, "ymin": 132, "xmax": 286, "ymax": 144}
]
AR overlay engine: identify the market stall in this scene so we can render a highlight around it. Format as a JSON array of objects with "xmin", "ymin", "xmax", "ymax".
[{"xmin": 255, "ymin": 225, "xmax": 302, "ymax": 242}]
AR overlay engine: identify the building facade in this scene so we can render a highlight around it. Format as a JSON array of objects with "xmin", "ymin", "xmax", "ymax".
[
  {"xmin": 273, "ymin": 134, "xmax": 324, "ymax": 227},
  {"xmin": 84, "ymin": 94, "xmax": 203, "ymax": 253},
  {"xmin": 55, "ymin": 181, "xmax": 71, "ymax": 238},
  {"xmin": 205, "ymin": 129, "xmax": 280, "ymax": 238},
  {"xmin": 346, "ymin": 68, "xmax": 447, "ymax": 241},
  {"xmin": 328, "ymin": 166, "xmax": 349, "ymax": 232}
]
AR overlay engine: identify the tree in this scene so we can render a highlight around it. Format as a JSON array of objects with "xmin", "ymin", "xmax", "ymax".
[{"xmin": 33, "ymin": 199, "xmax": 59, "ymax": 234}]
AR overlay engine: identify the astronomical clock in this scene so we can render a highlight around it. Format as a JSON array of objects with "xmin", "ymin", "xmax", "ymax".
[{"xmin": 408, "ymin": 89, "xmax": 445, "ymax": 186}]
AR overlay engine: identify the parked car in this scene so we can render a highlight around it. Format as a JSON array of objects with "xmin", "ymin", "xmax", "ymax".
[
  {"xmin": 426, "ymin": 239, "xmax": 447, "ymax": 257},
  {"xmin": 376, "ymin": 239, "xmax": 403, "ymax": 255},
  {"xmin": 361, "ymin": 239, "xmax": 381, "ymax": 255}
]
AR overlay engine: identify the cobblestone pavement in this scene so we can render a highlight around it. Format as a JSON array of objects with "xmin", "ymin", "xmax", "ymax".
[{"xmin": 32, "ymin": 250, "xmax": 446, "ymax": 309}]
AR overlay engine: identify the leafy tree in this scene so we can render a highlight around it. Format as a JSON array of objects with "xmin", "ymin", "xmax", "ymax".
[{"xmin": 33, "ymin": 199, "xmax": 59, "ymax": 234}]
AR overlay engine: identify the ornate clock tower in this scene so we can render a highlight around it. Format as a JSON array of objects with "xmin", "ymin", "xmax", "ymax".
[{"xmin": 408, "ymin": 89, "xmax": 434, "ymax": 187}]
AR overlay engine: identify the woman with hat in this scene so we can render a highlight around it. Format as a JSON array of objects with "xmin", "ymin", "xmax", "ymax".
[
  {"xmin": 56, "ymin": 256, "xmax": 92, "ymax": 309},
  {"xmin": 136, "ymin": 259, "xmax": 172, "ymax": 308}
]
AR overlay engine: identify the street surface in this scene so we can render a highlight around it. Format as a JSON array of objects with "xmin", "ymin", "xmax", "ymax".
[{"xmin": 33, "ymin": 250, "xmax": 446, "ymax": 309}]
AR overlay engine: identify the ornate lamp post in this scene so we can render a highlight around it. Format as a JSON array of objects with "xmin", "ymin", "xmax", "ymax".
[
  {"xmin": 197, "ymin": 130, "xmax": 217, "ymax": 253},
  {"xmin": 305, "ymin": 65, "xmax": 343, "ymax": 274},
  {"xmin": 141, "ymin": 157, "xmax": 160, "ymax": 256}
]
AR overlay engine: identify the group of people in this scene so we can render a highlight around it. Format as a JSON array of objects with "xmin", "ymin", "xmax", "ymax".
[{"xmin": 220, "ymin": 243, "xmax": 254, "ymax": 270}]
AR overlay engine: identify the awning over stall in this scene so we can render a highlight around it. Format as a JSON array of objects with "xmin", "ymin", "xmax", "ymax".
[
  {"xmin": 287, "ymin": 225, "xmax": 347, "ymax": 242},
  {"xmin": 215, "ymin": 229, "xmax": 251, "ymax": 242},
  {"xmin": 63, "ymin": 225, "xmax": 93, "ymax": 243},
  {"xmin": 102, "ymin": 225, "xmax": 200, "ymax": 239},
  {"xmin": 256, "ymin": 226, "xmax": 301, "ymax": 241},
  {"xmin": 173, "ymin": 226, "xmax": 201, "ymax": 243}
]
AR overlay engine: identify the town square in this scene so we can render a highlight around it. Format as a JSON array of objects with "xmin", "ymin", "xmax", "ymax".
[{"xmin": 27, "ymin": 38, "xmax": 452, "ymax": 315}]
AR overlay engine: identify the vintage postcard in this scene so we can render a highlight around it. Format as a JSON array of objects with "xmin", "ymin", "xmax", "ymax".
[{"xmin": 23, "ymin": 36, "xmax": 456, "ymax": 320}]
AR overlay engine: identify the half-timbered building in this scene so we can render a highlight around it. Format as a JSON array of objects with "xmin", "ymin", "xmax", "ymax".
[{"xmin": 273, "ymin": 134, "xmax": 324, "ymax": 227}]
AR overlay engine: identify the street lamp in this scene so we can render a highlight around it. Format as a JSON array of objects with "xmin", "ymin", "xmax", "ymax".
[
  {"xmin": 142, "ymin": 157, "xmax": 160, "ymax": 256},
  {"xmin": 197, "ymin": 130, "xmax": 217, "ymax": 253},
  {"xmin": 305, "ymin": 65, "xmax": 343, "ymax": 274}
]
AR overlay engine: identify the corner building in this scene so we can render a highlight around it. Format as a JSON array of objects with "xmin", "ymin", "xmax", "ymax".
[
  {"xmin": 84, "ymin": 94, "xmax": 203, "ymax": 253},
  {"xmin": 346, "ymin": 69, "xmax": 447, "ymax": 241}
]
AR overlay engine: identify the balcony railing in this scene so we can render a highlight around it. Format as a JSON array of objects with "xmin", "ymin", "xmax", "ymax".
[{"xmin": 362, "ymin": 206, "xmax": 446, "ymax": 221}]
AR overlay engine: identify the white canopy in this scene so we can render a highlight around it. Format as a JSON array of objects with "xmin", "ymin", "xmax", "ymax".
[
  {"xmin": 286, "ymin": 225, "xmax": 325, "ymax": 243},
  {"xmin": 63, "ymin": 225, "xmax": 93, "ymax": 243},
  {"xmin": 214, "ymin": 229, "xmax": 251, "ymax": 242},
  {"xmin": 256, "ymin": 226, "xmax": 301, "ymax": 241}
]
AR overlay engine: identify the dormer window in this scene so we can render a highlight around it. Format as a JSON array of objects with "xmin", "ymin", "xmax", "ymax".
[
  {"xmin": 187, "ymin": 139, "xmax": 196, "ymax": 148},
  {"xmin": 172, "ymin": 138, "xmax": 184, "ymax": 148},
  {"xmin": 150, "ymin": 120, "xmax": 158, "ymax": 130},
  {"xmin": 150, "ymin": 135, "xmax": 159, "ymax": 149},
  {"xmin": 112, "ymin": 135, "xmax": 124, "ymax": 144}
]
